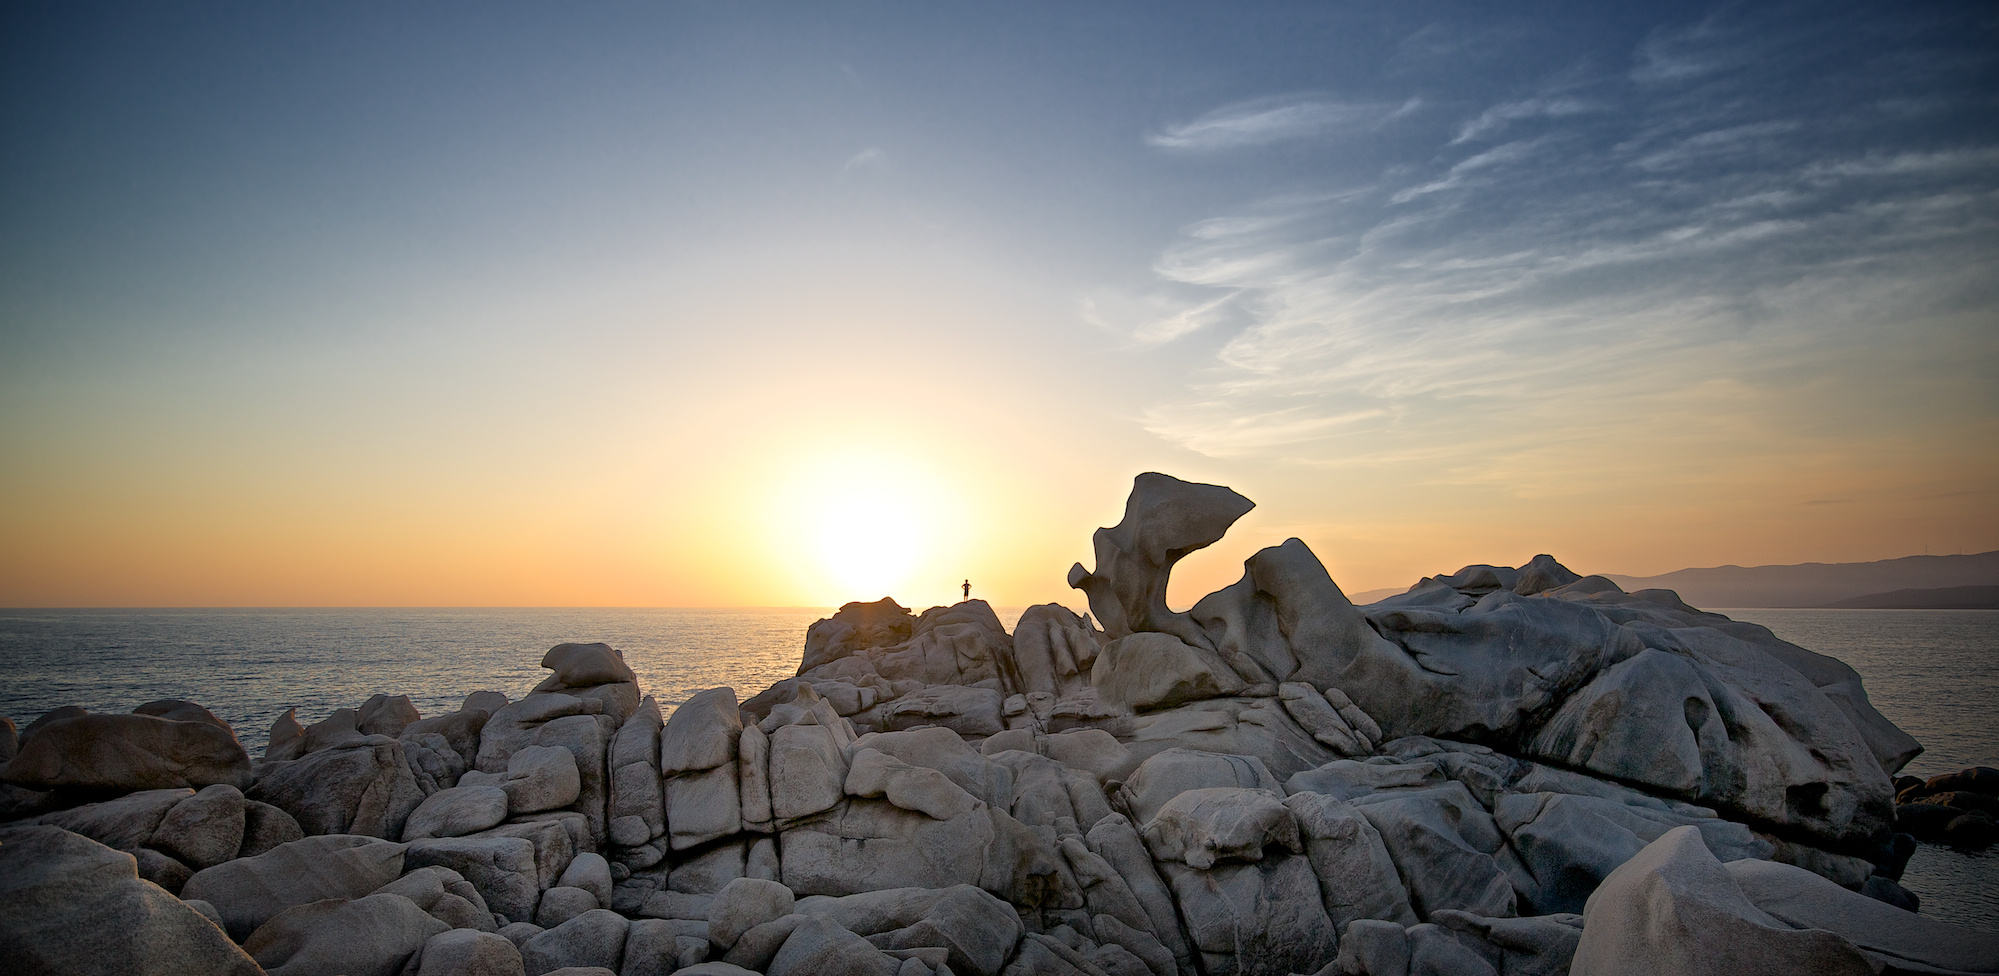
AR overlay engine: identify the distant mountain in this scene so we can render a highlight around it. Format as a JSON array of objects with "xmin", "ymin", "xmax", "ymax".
[
  {"xmin": 1608, "ymin": 551, "xmax": 1999, "ymax": 609},
  {"xmin": 1821, "ymin": 585, "xmax": 1999, "ymax": 610}
]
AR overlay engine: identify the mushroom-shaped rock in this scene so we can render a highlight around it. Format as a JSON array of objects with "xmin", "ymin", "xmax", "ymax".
[
  {"xmin": 542, "ymin": 643, "xmax": 638, "ymax": 688},
  {"xmin": 4, "ymin": 712, "xmax": 253, "ymax": 792},
  {"xmin": 0, "ymin": 824, "xmax": 263, "ymax": 976},
  {"xmin": 358, "ymin": 694, "xmax": 422, "ymax": 737},
  {"xmin": 243, "ymin": 892, "xmax": 449, "ymax": 976},
  {"xmin": 1068, "ymin": 472, "xmax": 1254, "ymax": 647},
  {"xmin": 181, "ymin": 833, "xmax": 408, "ymax": 940},
  {"xmin": 1141, "ymin": 787, "xmax": 1300, "ymax": 869}
]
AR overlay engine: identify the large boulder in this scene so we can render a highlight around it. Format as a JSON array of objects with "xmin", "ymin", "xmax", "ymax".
[
  {"xmin": 411, "ymin": 928, "xmax": 526, "ymax": 976},
  {"xmin": 1092, "ymin": 633, "xmax": 1246, "ymax": 712},
  {"xmin": 532, "ymin": 644, "xmax": 640, "ymax": 723},
  {"xmin": 0, "ymin": 825, "xmax": 262, "ymax": 976},
  {"xmin": 519, "ymin": 908, "xmax": 630, "ymax": 975},
  {"xmin": 1190, "ymin": 537, "xmax": 1387, "ymax": 690},
  {"xmin": 405, "ymin": 835, "xmax": 543, "ymax": 923},
  {"xmin": 1283, "ymin": 790, "xmax": 1417, "ymax": 929},
  {"xmin": 792, "ymin": 884, "xmax": 1024, "ymax": 976},
  {"xmin": 1159, "ymin": 853, "xmax": 1338, "ymax": 976},
  {"xmin": 1572, "ymin": 825, "xmax": 1999, "ymax": 975},
  {"xmin": 1139, "ymin": 787, "xmax": 1300, "ymax": 869},
  {"xmin": 242, "ymin": 892, "xmax": 449, "ymax": 976},
  {"xmin": 250, "ymin": 735, "xmax": 426, "ymax": 838},
  {"xmin": 876, "ymin": 685, "xmax": 1006, "ymax": 738},
  {"xmin": 778, "ymin": 797, "xmax": 996, "ymax": 896},
  {"xmin": 4, "ymin": 712, "xmax": 253, "ymax": 791},
  {"xmin": 377, "ymin": 864, "xmax": 500, "ymax": 931},
  {"xmin": 34, "ymin": 787, "xmax": 192, "ymax": 850},
  {"xmin": 1351, "ymin": 782, "xmax": 1517, "ymax": 919},
  {"xmin": 149, "ymin": 783, "xmax": 249, "ymax": 869},
  {"xmin": 1009, "ymin": 604, "xmax": 1101, "ymax": 697},
  {"xmin": 181, "ymin": 833, "xmax": 408, "ymax": 939},
  {"xmin": 404, "ymin": 785, "xmax": 511, "ymax": 840}
]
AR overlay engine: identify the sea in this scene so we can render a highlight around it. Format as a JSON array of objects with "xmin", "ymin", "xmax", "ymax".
[{"xmin": 0, "ymin": 605, "xmax": 1992, "ymax": 930}]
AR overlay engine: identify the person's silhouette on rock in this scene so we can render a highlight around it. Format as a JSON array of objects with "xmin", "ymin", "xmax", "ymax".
[{"xmin": 962, "ymin": 579, "xmax": 971, "ymax": 601}]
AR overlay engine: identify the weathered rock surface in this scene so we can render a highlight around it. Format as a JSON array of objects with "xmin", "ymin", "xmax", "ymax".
[
  {"xmin": 243, "ymin": 892, "xmax": 449, "ymax": 976},
  {"xmin": 4, "ymin": 711, "xmax": 253, "ymax": 791},
  {"xmin": 1574, "ymin": 826, "xmax": 1999, "ymax": 975},
  {"xmin": 0, "ymin": 824, "xmax": 262, "ymax": 976},
  {"xmin": 251, "ymin": 735, "xmax": 426, "ymax": 838},
  {"xmin": 182, "ymin": 833, "xmax": 408, "ymax": 939}
]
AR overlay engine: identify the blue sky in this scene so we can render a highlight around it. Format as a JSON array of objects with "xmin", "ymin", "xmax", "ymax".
[{"xmin": 2, "ymin": 1, "xmax": 1994, "ymax": 606}]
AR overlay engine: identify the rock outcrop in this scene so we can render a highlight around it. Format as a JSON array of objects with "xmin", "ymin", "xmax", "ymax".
[{"xmin": 2, "ymin": 471, "xmax": 1982, "ymax": 976}]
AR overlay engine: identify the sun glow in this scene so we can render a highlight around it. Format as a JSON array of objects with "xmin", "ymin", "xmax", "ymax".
[
  {"xmin": 816, "ymin": 486, "xmax": 922, "ymax": 599},
  {"xmin": 760, "ymin": 447, "xmax": 973, "ymax": 607}
]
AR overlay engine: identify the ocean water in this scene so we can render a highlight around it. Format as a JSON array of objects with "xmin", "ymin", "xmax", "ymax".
[
  {"xmin": 0, "ymin": 605, "xmax": 1992, "ymax": 929},
  {"xmin": 1721, "ymin": 609, "xmax": 1999, "ymax": 931}
]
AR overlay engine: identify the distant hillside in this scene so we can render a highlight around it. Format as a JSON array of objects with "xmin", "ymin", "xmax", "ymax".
[
  {"xmin": 1608, "ymin": 551, "xmax": 1999, "ymax": 609},
  {"xmin": 1822, "ymin": 585, "xmax": 1999, "ymax": 610}
]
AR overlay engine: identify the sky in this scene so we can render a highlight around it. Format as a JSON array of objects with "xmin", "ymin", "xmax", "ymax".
[{"xmin": 2, "ymin": 1, "xmax": 1995, "ymax": 610}]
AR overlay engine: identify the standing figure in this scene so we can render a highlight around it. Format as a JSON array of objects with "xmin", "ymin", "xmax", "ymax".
[{"xmin": 962, "ymin": 579, "xmax": 971, "ymax": 601}]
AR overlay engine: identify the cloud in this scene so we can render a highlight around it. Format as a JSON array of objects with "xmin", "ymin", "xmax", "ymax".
[
  {"xmin": 1082, "ymin": 287, "xmax": 1244, "ymax": 345},
  {"xmin": 1118, "ymin": 6, "xmax": 1999, "ymax": 469},
  {"xmin": 1452, "ymin": 96, "xmax": 1595, "ymax": 144},
  {"xmin": 1147, "ymin": 94, "xmax": 1414, "ymax": 151},
  {"xmin": 843, "ymin": 147, "xmax": 887, "ymax": 172}
]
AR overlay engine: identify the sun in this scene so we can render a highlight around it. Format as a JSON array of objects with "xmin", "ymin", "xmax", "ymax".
[{"xmin": 813, "ymin": 484, "xmax": 923, "ymax": 600}]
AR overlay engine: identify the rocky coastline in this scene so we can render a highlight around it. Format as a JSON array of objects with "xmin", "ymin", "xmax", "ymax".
[{"xmin": 3, "ymin": 472, "xmax": 1996, "ymax": 976}]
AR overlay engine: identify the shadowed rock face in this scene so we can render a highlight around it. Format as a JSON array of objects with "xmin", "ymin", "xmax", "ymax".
[
  {"xmin": 4, "ymin": 471, "xmax": 1964, "ymax": 976},
  {"xmin": 5, "ymin": 712, "xmax": 254, "ymax": 792}
]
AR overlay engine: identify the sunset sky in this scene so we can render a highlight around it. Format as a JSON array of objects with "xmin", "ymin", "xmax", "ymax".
[{"xmin": 2, "ymin": 1, "xmax": 1994, "ymax": 610}]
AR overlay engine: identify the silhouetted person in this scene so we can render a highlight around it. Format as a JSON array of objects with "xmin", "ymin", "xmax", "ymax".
[{"xmin": 963, "ymin": 579, "xmax": 971, "ymax": 601}]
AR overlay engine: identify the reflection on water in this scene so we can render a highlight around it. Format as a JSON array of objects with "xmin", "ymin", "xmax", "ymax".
[{"xmin": 0, "ymin": 605, "xmax": 1993, "ymax": 929}]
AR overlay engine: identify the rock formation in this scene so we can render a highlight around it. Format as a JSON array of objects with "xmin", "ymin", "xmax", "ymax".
[{"xmin": 3, "ymin": 471, "xmax": 1994, "ymax": 976}]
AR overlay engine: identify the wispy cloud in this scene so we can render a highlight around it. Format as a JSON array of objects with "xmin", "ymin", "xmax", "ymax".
[
  {"xmin": 1115, "ymin": 5, "xmax": 1999, "ymax": 472},
  {"xmin": 843, "ymin": 147, "xmax": 887, "ymax": 172},
  {"xmin": 1147, "ymin": 94, "xmax": 1416, "ymax": 151},
  {"xmin": 1452, "ymin": 96, "xmax": 1595, "ymax": 144}
]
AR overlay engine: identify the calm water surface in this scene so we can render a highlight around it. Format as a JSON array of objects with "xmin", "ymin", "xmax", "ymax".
[
  {"xmin": 1722, "ymin": 609, "xmax": 1998, "ymax": 931},
  {"xmin": 0, "ymin": 605, "xmax": 1992, "ymax": 928}
]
